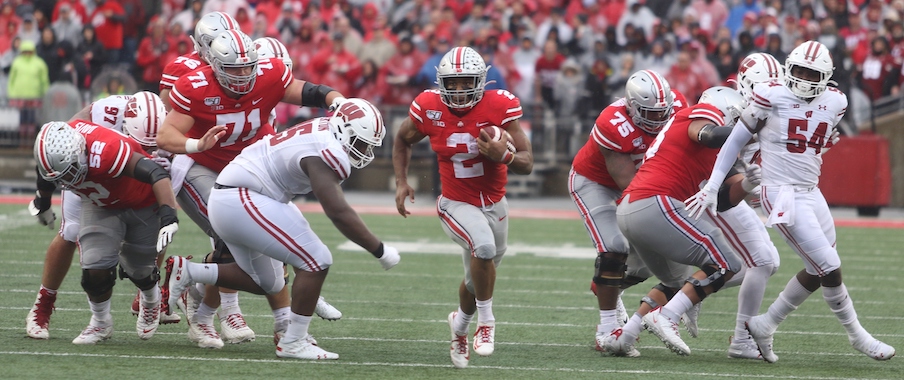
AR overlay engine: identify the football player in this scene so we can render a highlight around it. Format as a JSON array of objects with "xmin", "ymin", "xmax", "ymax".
[
  {"xmin": 568, "ymin": 70, "xmax": 696, "ymax": 356},
  {"xmin": 603, "ymin": 86, "xmax": 755, "ymax": 356},
  {"xmin": 687, "ymin": 40, "xmax": 896, "ymax": 362},
  {"xmin": 165, "ymin": 98, "xmax": 399, "ymax": 360},
  {"xmin": 392, "ymin": 46, "xmax": 533, "ymax": 368},
  {"xmin": 25, "ymin": 92, "xmax": 176, "ymax": 340},
  {"xmin": 33, "ymin": 117, "xmax": 179, "ymax": 344},
  {"xmin": 156, "ymin": 30, "xmax": 349, "ymax": 348}
]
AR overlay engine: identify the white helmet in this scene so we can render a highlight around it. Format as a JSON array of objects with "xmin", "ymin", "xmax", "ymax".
[
  {"xmin": 193, "ymin": 11, "xmax": 240, "ymax": 62},
  {"xmin": 435, "ymin": 46, "xmax": 488, "ymax": 109},
  {"xmin": 328, "ymin": 98, "xmax": 385, "ymax": 169},
  {"xmin": 785, "ymin": 40, "xmax": 833, "ymax": 99},
  {"xmin": 698, "ymin": 86, "xmax": 748, "ymax": 125},
  {"xmin": 123, "ymin": 91, "xmax": 166, "ymax": 147},
  {"xmin": 34, "ymin": 121, "xmax": 88, "ymax": 189},
  {"xmin": 208, "ymin": 30, "xmax": 258, "ymax": 95},
  {"xmin": 624, "ymin": 69, "xmax": 674, "ymax": 134},
  {"xmin": 736, "ymin": 52, "xmax": 784, "ymax": 101},
  {"xmin": 254, "ymin": 37, "xmax": 292, "ymax": 69}
]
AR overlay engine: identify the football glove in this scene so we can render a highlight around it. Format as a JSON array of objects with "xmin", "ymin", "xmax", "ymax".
[
  {"xmin": 741, "ymin": 164, "xmax": 762, "ymax": 193},
  {"xmin": 685, "ymin": 183, "xmax": 719, "ymax": 220},
  {"xmin": 822, "ymin": 128, "xmax": 840, "ymax": 154},
  {"xmin": 328, "ymin": 96, "xmax": 348, "ymax": 113},
  {"xmin": 378, "ymin": 245, "xmax": 400, "ymax": 270},
  {"xmin": 157, "ymin": 205, "xmax": 179, "ymax": 252},
  {"xmin": 28, "ymin": 191, "xmax": 56, "ymax": 229}
]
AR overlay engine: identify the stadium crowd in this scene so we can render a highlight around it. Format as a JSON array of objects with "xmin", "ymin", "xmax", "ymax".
[{"xmin": 0, "ymin": 0, "xmax": 901, "ymax": 143}]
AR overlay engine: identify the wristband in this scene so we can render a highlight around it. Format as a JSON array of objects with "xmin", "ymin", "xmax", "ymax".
[
  {"xmin": 185, "ymin": 138, "xmax": 200, "ymax": 154},
  {"xmin": 502, "ymin": 150, "xmax": 515, "ymax": 165},
  {"xmin": 370, "ymin": 242, "xmax": 385, "ymax": 258}
]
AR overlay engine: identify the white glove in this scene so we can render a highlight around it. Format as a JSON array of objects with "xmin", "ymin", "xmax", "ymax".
[
  {"xmin": 378, "ymin": 245, "xmax": 400, "ymax": 270},
  {"xmin": 822, "ymin": 129, "xmax": 840, "ymax": 154},
  {"xmin": 328, "ymin": 96, "xmax": 347, "ymax": 113},
  {"xmin": 27, "ymin": 192, "xmax": 56, "ymax": 229},
  {"xmin": 740, "ymin": 164, "xmax": 762, "ymax": 193},
  {"xmin": 157, "ymin": 205, "xmax": 179, "ymax": 252},
  {"xmin": 151, "ymin": 155, "xmax": 172, "ymax": 172},
  {"xmin": 685, "ymin": 183, "xmax": 719, "ymax": 220}
]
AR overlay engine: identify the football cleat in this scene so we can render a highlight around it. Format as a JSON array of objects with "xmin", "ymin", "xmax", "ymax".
[
  {"xmin": 600, "ymin": 328, "xmax": 641, "ymax": 357},
  {"xmin": 188, "ymin": 319, "xmax": 224, "ymax": 349},
  {"xmin": 163, "ymin": 256, "xmax": 193, "ymax": 317},
  {"xmin": 745, "ymin": 315, "xmax": 779, "ymax": 363},
  {"xmin": 179, "ymin": 284, "xmax": 202, "ymax": 323},
  {"xmin": 276, "ymin": 334, "xmax": 338, "ymax": 360},
  {"xmin": 473, "ymin": 323, "xmax": 495, "ymax": 357},
  {"xmin": 273, "ymin": 319, "xmax": 289, "ymax": 346},
  {"xmin": 852, "ymin": 337, "xmax": 896, "ymax": 361},
  {"xmin": 219, "ymin": 309, "xmax": 256, "ymax": 344},
  {"xmin": 136, "ymin": 300, "xmax": 161, "ymax": 340},
  {"xmin": 616, "ymin": 292, "xmax": 629, "ymax": 327},
  {"xmin": 314, "ymin": 296, "xmax": 342, "ymax": 321},
  {"xmin": 681, "ymin": 302, "xmax": 702, "ymax": 338},
  {"xmin": 72, "ymin": 321, "xmax": 113, "ymax": 345},
  {"xmin": 26, "ymin": 288, "xmax": 56, "ymax": 339},
  {"xmin": 448, "ymin": 311, "xmax": 470, "ymax": 368},
  {"xmin": 643, "ymin": 307, "xmax": 690, "ymax": 356},
  {"xmin": 728, "ymin": 335, "xmax": 763, "ymax": 360}
]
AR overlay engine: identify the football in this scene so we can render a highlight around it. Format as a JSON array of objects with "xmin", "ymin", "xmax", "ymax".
[{"xmin": 480, "ymin": 126, "xmax": 517, "ymax": 155}]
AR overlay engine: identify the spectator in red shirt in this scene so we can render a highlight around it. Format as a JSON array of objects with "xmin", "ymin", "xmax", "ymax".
[
  {"xmin": 88, "ymin": 0, "xmax": 125, "ymax": 64},
  {"xmin": 352, "ymin": 59, "xmax": 389, "ymax": 104},
  {"xmin": 310, "ymin": 33, "xmax": 362, "ymax": 98},
  {"xmin": 135, "ymin": 19, "xmax": 171, "ymax": 91},
  {"xmin": 665, "ymin": 50, "xmax": 708, "ymax": 102},
  {"xmin": 859, "ymin": 36, "xmax": 898, "ymax": 100},
  {"xmin": 382, "ymin": 37, "xmax": 426, "ymax": 106},
  {"xmin": 0, "ymin": 3, "xmax": 20, "ymax": 33},
  {"xmin": 535, "ymin": 39, "xmax": 565, "ymax": 109}
]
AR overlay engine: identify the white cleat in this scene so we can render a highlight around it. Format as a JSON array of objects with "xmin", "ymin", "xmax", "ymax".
[
  {"xmin": 643, "ymin": 307, "xmax": 690, "ymax": 356},
  {"xmin": 681, "ymin": 302, "xmax": 702, "ymax": 338},
  {"xmin": 314, "ymin": 296, "xmax": 342, "ymax": 321},
  {"xmin": 178, "ymin": 285, "xmax": 202, "ymax": 323},
  {"xmin": 473, "ymin": 323, "xmax": 495, "ymax": 357},
  {"xmin": 745, "ymin": 315, "xmax": 779, "ymax": 363},
  {"xmin": 136, "ymin": 301, "xmax": 161, "ymax": 340},
  {"xmin": 219, "ymin": 309, "xmax": 256, "ymax": 344},
  {"xmin": 600, "ymin": 328, "xmax": 641, "ymax": 357},
  {"xmin": 188, "ymin": 319, "xmax": 224, "ymax": 349},
  {"xmin": 852, "ymin": 337, "xmax": 896, "ymax": 361},
  {"xmin": 728, "ymin": 336, "xmax": 763, "ymax": 360},
  {"xmin": 448, "ymin": 312, "xmax": 470, "ymax": 368},
  {"xmin": 276, "ymin": 334, "xmax": 338, "ymax": 360},
  {"xmin": 273, "ymin": 319, "xmax": 289, "ymax": 346},
  {"xmin": 163, "ymin": 256, "xmax": 194, "ymax": 315},
  {"xmin": 72, "ymin": 322, "xmax": 113, "ymax": 345},
  {"xmin": 615, "ymin": 293, "xmax": 629, "ymax": 327},
  {"xmin": 26, "ymin": 289, "xmax": 56, "ymax": 339}
]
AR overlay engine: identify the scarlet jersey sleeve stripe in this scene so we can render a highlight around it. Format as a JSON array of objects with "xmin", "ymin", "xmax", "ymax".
[
  {"xmin": 109, "ymin": 140, "xmax": 131, "ymax": 176},
  {"xmin": 591, "ymin": 127, "xmax": 622, "ymax": 151},
  {"xmin": 321, "ymin": 149, "xmax": 349, "ymax": 180},
  {"xmin": 689, "ymin": 108, "xmax": 724, "ymax": 125},
  {"xmin": 170, "ymin": 87, "xmax": 191, "ymax": 112}
]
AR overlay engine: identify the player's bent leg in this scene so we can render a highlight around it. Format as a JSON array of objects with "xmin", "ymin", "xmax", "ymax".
[
  {"xmin": 27, "ymin": 236, "xmax": 78, "ymax": 339},
  {"xmin": 129, "ymin": 269, "xmax": 162, "ymax": 340},
  {"xmin": 276, "ymin": 267, "xmax": 337, "ymax": 360},
  {"xmin": 73, "ymin": 267, "xmax": 117, "ymax": 345}
]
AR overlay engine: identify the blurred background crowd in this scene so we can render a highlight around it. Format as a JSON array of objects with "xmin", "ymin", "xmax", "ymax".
[{"xmin": 0, "ymin": 0, "xmax": 897, "ymax": 156}]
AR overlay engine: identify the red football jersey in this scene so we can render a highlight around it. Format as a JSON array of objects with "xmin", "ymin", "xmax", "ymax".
[
  {"xmin": 67, "ymin": 120, "xmax": 156, "ymax": 209},
  {"xmin": 572, "ymin": 90, "xmax": 688, "ymax": 189},
  {"xmin": 409, "ymin": 89, "xmax": 523, "ymax": 206},
  {"xmin": 159, "ymin": 51, "xmax": 205, "ymax": 91},
  {"xmin": 622, "ymin": 103, "xmax": 725, "ymax": 203},
  {"xmin": 169, "ymin": 58, "xmax": 292, "ymax": 172}
]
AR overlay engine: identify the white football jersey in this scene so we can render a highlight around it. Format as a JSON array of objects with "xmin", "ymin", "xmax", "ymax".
[
  {"xmin": 88, "ymin": 95, "xmax": 131, "ymax": 132},
  {"xmin": 751, "ymin": 82, "xmax": 846, "ymax": 187},
  {"xmin": 216, "ymin": 117, "xmax": 351, "ymax": 203}
]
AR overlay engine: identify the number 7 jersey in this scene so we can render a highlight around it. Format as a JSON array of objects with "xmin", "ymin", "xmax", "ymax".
[
  {"xmin": 169, "ymin": 57, "xmax": 293, "ymax": 172},
  {"xmin": 751, "ymin": 82, "xmax": 847, "ymax": 187}
]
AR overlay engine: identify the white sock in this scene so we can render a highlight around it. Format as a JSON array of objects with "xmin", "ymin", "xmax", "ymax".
[
  {"xmin": 764, "ymin": 276, "xmax": 812, "ymax": 327},
  {"xmin": 599, "ymin": 309, "xmax": 617, "ymax": 327},
  {"xmin": 621, "ymin": 313, "xmax": 644, "ymax": 342},
  {"xmin": 195, "ymin": 283, "xmax": 206, "ymax": 298},
  {"xmin": 220, "ymin": 292, "xmax": 239, "ymax": 312},
  {"xmin": 195, "ymin": 302, "xmax": 217, "ymax": 325},
  {"xmin": 139, "ymin": 285, "xmax": 161, "ymax": 306},
  {"xmin": 823, "ymin": 284, "xmax": 868, "ymax": 341},
  {"xmin": 735, "ymin": 265, "xmax": 773, "ymax": 339},
  {"xmin": 662, "ymin": 291, "xmax": 693, "ymax": 322},
  {"xmin": 187, "ymin": 262, "xmax": 219, "ymax": 285},
  {"xmin": 476, "ymin": 298, "xmax": 495, "ymax": 324},
  {"xmin": 453, "ymin": 307, "xmax": 473, "ymax": 335},
  {"xmin": 87, "ymin": 298, "xmax": 112, "ymax": 326},
  {"xmin": 283, "ymin": 312, "xmax": 313, "ymax": 342},
  {"xmin": 273, "ymin": 306, "xmax": 291, "ymax": 324}
]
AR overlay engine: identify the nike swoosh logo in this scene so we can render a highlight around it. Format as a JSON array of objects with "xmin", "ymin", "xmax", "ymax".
[
  {"xmin": 142, "ymin": 328, "xmax": 155, "ymax": 333},
  {"xmin": 476, "ymin": 122, "xmax": 490, "ymax": 127},
  {"xmin": 498, "ymin": 215, "xmax": 506, "ymax": 221},
  {"xmin": 252, "ymin": 98, "xmax": 263, "ymax": 105}
]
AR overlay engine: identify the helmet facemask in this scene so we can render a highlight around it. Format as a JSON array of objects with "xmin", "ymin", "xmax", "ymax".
[
  {"xmin": 785, "ymin": 64, "xmax": 830, "ymax": 99},
  {"xmin": 438, "ymin": 75, "xmax": 485, "ymax": 109},
  {"xmin": 214, "ymin": 60, "xmax": 258, "ymax": 95},
  {"xmin": 629, "ymin": 103, "xmax": 672, "ymax": 134},
  {"xmin": 208, "ymin": 30, "xmax": 259, "ymax": 95}
]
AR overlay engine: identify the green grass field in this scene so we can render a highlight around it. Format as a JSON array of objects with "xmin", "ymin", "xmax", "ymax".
[{"xmin": 1, "ymin": 202, "xmax": 902, "ymax": 379}]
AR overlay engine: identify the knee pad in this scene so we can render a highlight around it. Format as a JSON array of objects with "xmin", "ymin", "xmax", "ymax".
[
  {"xmin": 593, "ymin": 252, "xmax": 627, "ymax": 287},
  {"xmin": 473, "ymin": 243, "xmax": 496, "ymax": 260},
  {"xmin": 129, "ymin": 267, "xmax": 160, "ymax": 291},
  {"xmin": 642, "ymin": 283, "xmax": 678, "ymax": 309},
  {"xmin": 687, "ymin": 265, "xmax": 729, "ymax": 299},
  {"xmin": 622, "ymin": 274, "xmax": 649, "ymax": 289},
  {"xmin": 81, "ymin": 267, "xmax": 117, "ymax": 297}
]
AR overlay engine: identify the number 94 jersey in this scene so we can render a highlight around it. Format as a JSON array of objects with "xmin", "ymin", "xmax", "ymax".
[
  {"xmin": 408, "ymin": 89, "xmax": 522, "ymax": 207},
  {"xmin": 169, "ymin": 57, "xmax": 293, "ymax": 172},
  {"xmin": 751, "ymin": 82, "xmax": 847, "ymax": 188}
]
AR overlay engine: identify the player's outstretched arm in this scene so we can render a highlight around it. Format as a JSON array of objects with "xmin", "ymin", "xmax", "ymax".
[
  {"xmin": 283, "ymin": 79, "xmax": 346, "ymax": 110},
  {"xmin": 157, "ymin": 111, "xmax": 226, "ymax": 154},
  {"xmin": 392, "ymin": 117, "xmax": 426, "ymax": 218},
  {"xmin": 303, "ymin": 156, "xmax": 382, "ymax": 251}
]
